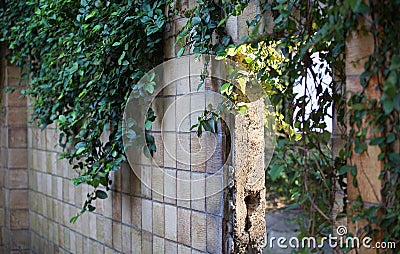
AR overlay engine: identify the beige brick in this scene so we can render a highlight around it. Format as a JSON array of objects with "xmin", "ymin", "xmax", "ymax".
[
  {"xmin": 104, "ymin": 246, "xmax": 113, "ymax": 254},
  {"xmin": 112, "ymin": 168, "xmax": 122, "ymax": 192},
  {"xmin": 189, "ymin": 93, "xmax": 205, "ymax": 127},
  {"xmin": 51, "ymin": 175, "xmax": 58, "ymax": 198},
  {"xmin": 191, "ymin": 173, "xmax": 205, "ymax": 211},
  {"xmin": 164, "ymin": 204, "xmax": 177, "ymax": 241},
  {"xmin": 177, "ymin": 170, "xmax": 191, "ymax": 208},
  {"xmin": 163, "ymin": 61, "xmax": 183, "ymax": 95},
  {"xmin": 10, "ymin": 190, "xmax": 28, "ymax": 209},
  {"xmin": 88, "ymin": 213, "xmax": 97, "ymax": 240},
  {"xmin": 176, "ymin": 76, "xmax": 191, "ymax": 96},
  {"xmin": 142, "ymin": 231, "xmax": 152, "ymax": 253},
  {"xmin": 163, "ymin": 132, "xmax": 177, "ymax": 168},
  {"xmin": 52, "ymin": 223, "xmax": 60, "ymax": 247},
  {"xmin": 152, "ymin": 98, "xmax": 164, "ymax": 132},
  {"xmin": 207, "ymin": 215, "xmax": 222, "ymax": 253},
  {"xmin": 153, "ymin": 235, "xmax": 165, "ymax": 254},
  {"xmin": 0, "ymin": 149, "xmax": 7, "ymax": 168},
  {"xmin": 152, "ymin": 166, "xmax": 164, "ymax": 202},
  {"xmin": 189, "ymin": 78, "xmax": 206, "ymax": 95},
  {"xmin": 152, "ymin": 132, "xmax": 164, "ymax": 168},
  {"xmin": 206, "ymin": 175, "xmax": 223, "ymax": 215},
  {"xmin": 8, "ymin": 128, "xmax": 26, "ymax": 148},
  {"xmin": 142, "ymin": 199, "xmax": 153, "ymax": 232},
  {"xmin": 96, "ymin": 216, "xmax": 106, "ymax": 244},
  {"xmin": 112, "ymin": 221, "xmax": 122, "ymax": 251},
  {"xmin": 122, "ymin": 224, "xmax": 131, "ymax": 253},
  {"xmin": 121, "ymin": 163, "xmax": 132, "ymax": 193},
  {"xmin": 46, "ymin": 173, "xmax": 52, "ymax": 196},
  {"xmin": 164, "ymin": 37, "xmax": 176, "ymax": 60},
  {"xmin": 345, "ymin": 30, "xmax": 374, "ymax": 76},
  {"xmin": 131, "ymin": 170, "xmax": 142, "ymax": 196},
  {"xmin": 89, "ymin": 240, "xmax": 104, "ymax": 254},
  {"xmin": 8, "ymin": 169, "xmax": 28, "ymax": 189},
  {"xmin": 164, "ymin": 240, "xmax": 178, "ymax": 254},
  {"xmin": 177, "ymin": 134, "xmax": 191, "ymax": 170},
  {"xmin": 8, "ymin": 148, "xmax": 27, "ymax": 168},
  {"xmin": 122, "ymin": 194, "xmax": 131, "ymax": 225},
  {"xmin": 6, "ymin": 87, "xmax": 26, "ymax": 107},
  {"xmin": 103, "ymin": 218, "xmax": 113, "ymax": 247},
  {"xmin": 10, "ymin": 230, "xmax": 29, "ymax": 250},
  {"xmin": 131, "ymin": 197, "xmax": 142, "ymax": 228},
  {"xmin": 205, "ymin": 134, "xmax": 223, "ymax": 173},
  {"xmin": 162, "ymin": 97, "xmax": 177, "ymax": 132},
  {"xmin": 141, "ymin": 166, "xmax": 152, "ymax": 199},
  {"xmin": 28, "ymin": 168, "xmax": 36, "ymax": 190},
  {"xmin": 45, "ymin": 128, "xmax": 58, "ymax": 151},
  {"xmin": 132, "ymin": 229, "xmax": 142, "ymax": 254},
  {"xmin": 6, "ymin": 66, "xmax": 22, "ymax": 79},
  {"xmin": 7, "ymin": 107, "xmax": 27, "ymax": 127},
  {"xmin": 153, "ymin": 202, "xmax": 165, "ymax": 237},
  {"xmin": 191, "ymin": 211, "xmax": 206, "ymax": 252},
  {"xmin": 348, "ymin": 145, "xmax": 382, "ymax": 204},
  {"xmin": 177, "ymin": 207, "xmax": 191, "ymax": 246},
  {"xmin": 190, "ymin": 134, "xmax": 206, "ymax": 172},
  {"xmin": 62, "ymin": 228, "xmax": 71, "ymax": 250},
  {"xmin": 164, "ymin": 169, "xmax": 177, "ymax": 204},
  {"xmin": 81, "ymin": 236, "xmax": 89, "ymax": 253},
  {"xmin": 112, "ymin": 191, "xmax": 122, "ymax": 221},
  {"xmin": 69, "ymin": 232, "xmax": 76, "ymax": 252},
  {"xmin": 10, "ymin": 209, "xmax": 29, "ymax": 230},
  {"xmin": 75, "ymin": 234, "xmax": 83, "ymax": 253},
  {"xmin": 178, "ymin": 244, "xmax": 192, "ymax": 254},
  {"xmin": 46, "ymin": 198, "xmax": 54, "ymax": 220}
]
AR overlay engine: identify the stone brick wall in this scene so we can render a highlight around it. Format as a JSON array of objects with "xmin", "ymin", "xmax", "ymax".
[
  {"xmin": 0, "ymin": 1, "xmax": 271, "ymax": 253},
  {"xmin": 0, "ymin": 7, "xmax": 228, "ymax": 254},
  {"xmin": 0, "ymin": 47, "xmax": 30, "ymax": 253}
]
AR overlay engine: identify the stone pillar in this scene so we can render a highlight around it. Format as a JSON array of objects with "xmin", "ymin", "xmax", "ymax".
[
  {"xmin": 224, "ymin": 2, "xmax": 270, "ymax": 252},
  {"xmin": 232, "ymin": 99, "xmax": 266, "ymax": 253},
  {"xmin": 0, "ymin": 46, "xmax": 30, "ymax": 253},
  {"xmin": 345, "ymin": 16, "xmax": 382, "ymax": 253}
]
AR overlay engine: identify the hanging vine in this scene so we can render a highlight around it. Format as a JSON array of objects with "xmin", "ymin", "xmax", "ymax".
[{"xmin": 0, "ymin": 0, "xmax": 170, "ymax": 221}]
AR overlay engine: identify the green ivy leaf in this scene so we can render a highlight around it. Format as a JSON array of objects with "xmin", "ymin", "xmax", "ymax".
[
  {"xmin": 369, "ymin": 137, "xmax": 385, "ymax": 146},
  {"xmin": 383, "ymin": 99, "xmax": 394, "ymax": 115},
  {"xmin": 95, "ymin": 190, "xmax": 108, "ymax": 199},
  {"xmin": 269, "ymin": 164, "xmax": 284, "ymax": 181},
  {"xmin": 76, "ymin": 147, "xmax": 86, "ymax": 155},
  {"xmin": 177, "ymin": 47, "xmax": 185, "ymax": 57}
]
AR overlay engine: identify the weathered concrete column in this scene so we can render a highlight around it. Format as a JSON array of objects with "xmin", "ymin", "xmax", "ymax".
[{"xmin": 233, "ymin": 99, "xmax": 266, "ymax": 253}]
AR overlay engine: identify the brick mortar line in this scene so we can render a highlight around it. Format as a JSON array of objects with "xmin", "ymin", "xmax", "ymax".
[{"xmin": 29, "ymin": 186, "xmax": 223, "ymax": 220}]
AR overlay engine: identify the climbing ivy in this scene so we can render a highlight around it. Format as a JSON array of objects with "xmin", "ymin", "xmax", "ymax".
[
  {"xmin": 0, "ymin": 0, "xmax": 169, "ymax": 221},
  {"xmin": 179, "ymin": 0, "xmax": 399, "ymax": 251}
]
